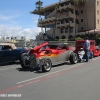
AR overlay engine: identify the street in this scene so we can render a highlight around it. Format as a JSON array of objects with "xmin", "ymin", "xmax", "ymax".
[{"xmin": 0, "ymin": 57, "xmax": 100, "ymax": 100}]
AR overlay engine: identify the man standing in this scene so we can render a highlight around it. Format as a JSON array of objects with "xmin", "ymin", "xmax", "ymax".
[{"xmin": 83, "ymin": 39, "xmax": 90, "ymax": 62}]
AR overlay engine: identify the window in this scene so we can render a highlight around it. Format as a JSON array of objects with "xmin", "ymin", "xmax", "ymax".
[
  {"xmin": 81, "ymin": 27, "xmax": 84, "ymax": 30},
  {"xmin": 57, "ymin": 23, "xmax": 60, "ymax": 25},
  {"xmin": 71, "ymin": 2, "xmax": 74, "ymax": 5},
  {"xmin": 66, "ymin": 1, "xmax": 69, "ymax": 5},
  {"xmin": 66, "ymin": 20, "xmax": 69, "ymax": 23},
  {"xmin": 61, "ymin": 28, "xmax": 64, "ymax": 33},
  {"xmin": 2, "ymin": 46, "xmax": 12, "ymax": 50},
  {"xmin": 70, "ymin": 27, "xmax": 73, "ymax": 33},
  {"xmin": 70, "ymin": 10, "xmax": 74, "ymax": 14},
  {"xmin": 75, "ymin": 19, "xmax": 79, "ymax": 24},
  {"xmin": 0, "ymin": 46, "xmax": 2, "ymax": 51},
  {"xmin": 97, "ymin": 10, "xmax": 99, "ymax": 15},
  {"xmin": 61, "ymin": 20, "xmax": 64, "ymax": 24},
  {"xmin": 90, "ymin": 42, "xmax": 94, "ymax": 45},
  {"xmin": 97, "ymin": 19, "xmax": 99, "ymax": 24},
  {"xmin": 97, "ymin": 1, "xmax": 99, "ymax": 6},
  {"xmin": 70, "ymin": 19, "xmax": 74, "ymax": 23},
  {"xmin": 65, "ymin": 28, "xmax": 68, "ymax": 33},
  {"xmin": 75, "ymin": 10, "xmax": 79, "ymax": 15},
  {"xmin": 81, "ymin": 19, "xmax": 83, "ymax": 22},
  {"xmin": 81, "ymin": 10, "xmax": 83, "ymax": 13}
]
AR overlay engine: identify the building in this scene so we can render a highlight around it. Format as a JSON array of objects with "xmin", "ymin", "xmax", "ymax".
[
  {"xmin": 0, "ymin": 36, "xmax": 30, "ymax": 43},
  {"xmin": 31, "ymin": 0, "xmax": 100, "ymax": 40}
]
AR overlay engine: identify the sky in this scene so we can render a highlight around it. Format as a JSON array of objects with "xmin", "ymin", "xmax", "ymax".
[{"xmin": 0, "ymin": 0, "xmax": 59, "ymax": 39}]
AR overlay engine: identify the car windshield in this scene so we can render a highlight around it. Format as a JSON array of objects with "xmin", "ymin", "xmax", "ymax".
[
  {"xmin": 49, "ymin": 45, "xmax": 58, "ymax": 49},
  {"xmin": 0, "ymin": 46, "xmax": 2, "ymax": 50},
  {"xmin": 76, "ymin": 42, "xmax": 85, "ymax": 46}
]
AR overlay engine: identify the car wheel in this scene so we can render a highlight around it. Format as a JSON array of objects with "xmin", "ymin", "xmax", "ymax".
[
  {"xmin": 20, "ymin": 53, "xmax": 30, "ymax": 69},
  {"xmin": 69, "ymin": 53, "xmax": 78, "ymax": 64},
  {"xmin": 42, "ymin": 59, "xmax": 52, "ymax": 72}
]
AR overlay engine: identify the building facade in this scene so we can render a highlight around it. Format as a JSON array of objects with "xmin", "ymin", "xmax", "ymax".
[{"xmin": 31, "ymin": 0, "xmax": 100, "ymax": 40}]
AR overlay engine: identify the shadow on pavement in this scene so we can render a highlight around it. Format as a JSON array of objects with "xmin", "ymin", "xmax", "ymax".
[
  {"xmin": 0, "ymin": 61, "xmax": 20, "ymax": 66},
  {"xmin": 16, "ymin": 67, "xmax": 39, "ymax": 72}
]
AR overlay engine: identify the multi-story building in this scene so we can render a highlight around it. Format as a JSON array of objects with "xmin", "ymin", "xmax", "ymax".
[{"xmin": 31, "ymin": 0, "xmax": 100, "ymax": 40}]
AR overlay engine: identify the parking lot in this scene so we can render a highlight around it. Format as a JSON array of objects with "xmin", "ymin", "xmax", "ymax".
[{"xmin": 0, "ymin": 56, "xmax": 100, "ymax": 100}]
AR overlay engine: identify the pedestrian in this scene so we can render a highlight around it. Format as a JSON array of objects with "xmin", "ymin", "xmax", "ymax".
[{"xmin": 83, "ymin": 39, "xmax": 90, "ymax": 62}]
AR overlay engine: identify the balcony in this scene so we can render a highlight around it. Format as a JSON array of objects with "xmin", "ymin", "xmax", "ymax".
[
  {"xmin": 38, "ymin": 16, "xmax": 56, "ymax": 24},
  {"xmin": 37, "ymin": 23, "xmax": 45, "ymax": 27},
  {"xmin": 58, "ymin": 4, "xmax": 74, "ymax": 11},
  {"xmin": 56, "ymin": 12, "xmax": 75, "ymax": 20},
  {"xmin": 56, "ymin": 22, "xmax": 74, "ymax": 28}
]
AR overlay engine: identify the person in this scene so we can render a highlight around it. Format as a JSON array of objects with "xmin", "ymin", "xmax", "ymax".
[
  {"xmin": 78, "ymin": 48, "xmax": 85, "ymax": 62},
  {"xmin": 83, "ymin": 39, "xmax": 90, "ymax": 62}
]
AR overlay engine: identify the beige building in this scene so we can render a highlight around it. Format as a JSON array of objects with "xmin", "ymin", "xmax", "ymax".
[{"xmin": 31, "ymin": 0, "xmax": 100, "ymax": 40}]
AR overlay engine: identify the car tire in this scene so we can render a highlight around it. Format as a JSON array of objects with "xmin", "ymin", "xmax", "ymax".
[
  {"xmin": 69, "ymin": 53, "xmax": 78, "ymax": 64},
  {"xmin": 42, "ymin": 59, "xmax": 52, "ymax": 72},
  {"xmin": 20, "ymin": 53, "xmax": 30, "ymax": 69}
]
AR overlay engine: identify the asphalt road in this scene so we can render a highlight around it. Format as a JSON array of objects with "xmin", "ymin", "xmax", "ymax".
[{"xmin": 0, "ymin": 57, "xmax": 100, "ymax": 100}]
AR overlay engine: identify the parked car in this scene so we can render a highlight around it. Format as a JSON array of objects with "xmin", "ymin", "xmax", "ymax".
[
  {"xmin": 74, "ymin": 40, "xmax": 100, "ymax": 57},
  {"xmin": 0, "ymin": 43, "xmax": 27, "ymax": 64},
  {"xmin": 20, "ymin": 42, "xmax": 78, "ymax": 72}
]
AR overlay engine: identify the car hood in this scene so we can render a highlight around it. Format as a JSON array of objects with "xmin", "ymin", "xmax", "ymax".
[{"xmin": 32, "ymin": 42, "xmax": 49, "ymax": 51}]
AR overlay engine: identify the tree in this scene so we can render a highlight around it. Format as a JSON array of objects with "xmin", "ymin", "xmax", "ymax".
[
  {"xmin": 35, "ymin": 0, "xmax": 45, "ymax": 40},
  {"xmin": 35, "ymin": 0, "xmax": 43, "ymax": 19}
]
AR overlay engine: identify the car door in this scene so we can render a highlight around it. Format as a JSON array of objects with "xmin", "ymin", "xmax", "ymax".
[
  {"xmin": 1, "ymin": 45, "xmax": 14, "ymax": 62},
  {"xmin": 0, "ymin": 46, "xmax": 3, "ymax": 63},
  {"xmin": 57, "ymin": 47, "xmax": 67, "ymax": 63}
]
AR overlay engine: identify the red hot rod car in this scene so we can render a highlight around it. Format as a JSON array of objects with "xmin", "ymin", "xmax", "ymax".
[
  {"xmin": 74, "ymin": 40, "xmax": 100, "ymax": 57},
  {"xmin": 20, "ymin": 42, "xmax": 78, "ymax": 72}
]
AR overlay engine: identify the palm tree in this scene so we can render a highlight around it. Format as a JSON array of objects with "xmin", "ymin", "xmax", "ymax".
[
  {"xmin": 35, "ymin": 0, "xmax": 43, "ymax": 20},
  {"xmin": 35, "ymin": 0, "xmax": 45, "ymax": 40}
]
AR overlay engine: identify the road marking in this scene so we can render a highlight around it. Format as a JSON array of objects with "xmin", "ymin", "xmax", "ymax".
[
  {"xmin": 17, "ymin": 63, "xmax": 84, "ymax": 84},
  {"xmin": 17, "ymin": 56, "xmax": 100, "ymax": 84},
  {"xmin": 0, "ymin": 66, "xmax": 18, "ymax": 70},
  {"xmin": 0, "ymin": 56, "xmax": 100, "ymax": 94}
]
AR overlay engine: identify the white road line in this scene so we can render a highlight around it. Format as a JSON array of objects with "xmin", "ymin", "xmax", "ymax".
[
  {"xmin": 17, "ymin": 63, "xmax": 84, "ymax": 84},
  {"xmin": 17, "ymin": 57, "xmax": 100, "ymax": 85},
  {"xmin": 0, "ymin": 66, "xmax": 18, "ymax": 70}
]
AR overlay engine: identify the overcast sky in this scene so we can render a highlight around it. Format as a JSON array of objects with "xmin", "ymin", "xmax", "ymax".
[{"xmin": 0, "ymin": 0, "xmax": 59, "ymax": 39}]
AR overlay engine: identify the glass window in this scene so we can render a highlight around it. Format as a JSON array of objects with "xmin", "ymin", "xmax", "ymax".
[
  {"xmin": 90, "ymin": 42, "xmax": 94, "ymax": 45},
  {"xmin": 66, "ymin": 20, "xmax": 69, "ymax": 23},
  {"xmin": 81, "ymin": 10, "xmax": 83, "ymax": 13},
  {"xmin": 97, "ymin": 19, "xmax": 99, "ymax": 24},
  {"xmin": 61, "ymin": 20, "xmax": 65, "ymax": 24},
  {"xmin": 65, "ymin": 28, "xmax": 68, "ymax": 33},
  {"xmin": 81, "ymin": 27, "xmax": 84, "ymax": 30},
  {"xmin": 75, "ymin": 10, "xmax": 79, "ymax": 15},
  {"xmin": 75, "ymin": 19, "xmax": 79, "ymax": 24},
  {"xmin": 0, "ymin": 46, "xmax": 2, "ymax": 51},
  {"xmin": 70, "ymin": 19, "xmax": 74, "ymax": 23},
  {"xmin": 76, "ymin": 42, "xmax": 85, "ymax": 45},
  {"xmin": 81, "ymin": 19, "xmax": 83, "ymax": 22},
  {"xmin": 70, "ymin": 10, "xmax": 74, "ymax": 14},
  {"xmin": 97, "ymin": 10, "xmax": 99, "ymax": 15},
  {"xmin": 97, "ymin": 1, "xmax": 99, "ymax": 6},
  {"xmin": 71, "ymin": 2, "xmax": 74, "ymax": 5},
  {"xmin": 61, "ymin": 28, "xmax": 64, "ymax": 33},
  {"xmin": 70, "ymin": 27, "xmax": 73, "ymax": 32}
]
